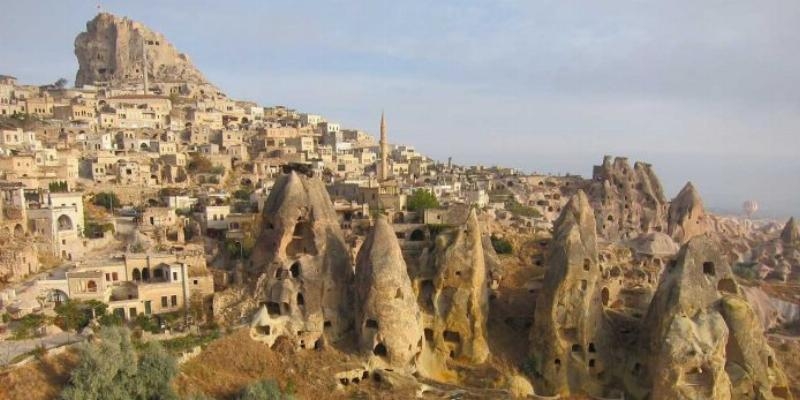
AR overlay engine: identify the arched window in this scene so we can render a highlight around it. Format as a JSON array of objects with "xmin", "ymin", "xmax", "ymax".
[
  {"xmin": 57, "ymin": 215, "xmax": 73, "ymax": 231},
  {"xmin": 132, "ymin": 268, "xmax": 141, "ymax": 281},
  {"xmin": 87, "ymin": 280, "xmax": 97, "ymax": 293}
]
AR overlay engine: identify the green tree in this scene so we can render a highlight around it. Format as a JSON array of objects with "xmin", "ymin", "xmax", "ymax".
[
  {"xmin": 61, "ymin": 327, "xmax": 178, "ymax": 400},
  {"xmin": 93, "ymin": 192, "xmax": 121, "ymax": 211},
  {"xmin": 406, "ymin": 189, "xmax": 439, "ymax": 212}
]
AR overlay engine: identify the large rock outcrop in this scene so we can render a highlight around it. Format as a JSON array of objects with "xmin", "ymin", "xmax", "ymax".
[
  {"xmin": 354, "ymin": 216, "xmax": 423, "ymax": 369},
  {"xmin": 587, "ymin": 156, "xmax": 668, "ymax": 241},
  {"xmin": 643, "ymin": 235, "xmax": 792, "ymax": 399},
  {"xmin": 248, "ymin": 171, "xmax": 353, "ymax": 350},
  {"xmin": 420, "ymin": 208, "xmax": 490, "ymax": 366},
  {"xmin": 781, "ymin": 217, "xmax": 799, "ymax": 245},
  {"xmin": 529, "ymin": 190, "xmax": 612, "ymax": 397},
  {"xmin": 74, "ymin": 13, "xmax": 213, "ymax": 90},
  {"xmin": 667, "ymin": 182, "xmax": 709, "ymax": 244}
]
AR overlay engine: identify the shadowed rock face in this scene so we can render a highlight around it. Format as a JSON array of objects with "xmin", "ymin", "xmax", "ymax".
[
  {"xmin": 354, "ymin": 216, "xmax": 423, "ymax": 368},
  {"xmin": 423, "ymin": 208, "xmax": 490, "ymax": 366},
  {"xmin": 781, "ymin": 217, "xmax": 799, "ymax": 245},
  {"xmin": 643, "ymin": 236, "xmax": 792, "ymax": 400},
  {"xmin": 529, "ymin": 190, "xmax": 612, "ymax": 397},
  {"xmin": 249, "ymin": 172, "xmax": 353, "ymax": 350},
  {"xmin": 74, "ymin": 13, "xmax": 211, "ymax": 87},
  {"xmin": 667, "ymin": 182, "xmax": 709, "ymax": 244},
  {"xmin": 588, "ymin": 156, "xmax": 668, "ymax": 241}
]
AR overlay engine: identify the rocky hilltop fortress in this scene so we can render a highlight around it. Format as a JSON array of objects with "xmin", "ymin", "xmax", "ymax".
[{"xmin": 0, "ymin": 12, "xmax": 798, "ymax": 400}]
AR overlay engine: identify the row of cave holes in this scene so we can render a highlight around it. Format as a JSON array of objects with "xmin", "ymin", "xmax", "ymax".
[
  {"xmin": 265, "ymin": 294, "xmax": 304, "ymax": 317},
  {"xmin": 253, "ymin": 324, "xmax": 324, "ymax": 350},
  {"xmin": 339, "ymin": 371, "xmax": 373, "ymax": 386},
  {"xmin": 275, "ymin": 262, "xmax": 302, "ymax": 280}
]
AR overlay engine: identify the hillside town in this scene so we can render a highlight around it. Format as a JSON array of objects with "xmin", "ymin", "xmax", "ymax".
[{"xmin": 0, "ymin": 12, "xmax": 799, "ymax": 400}]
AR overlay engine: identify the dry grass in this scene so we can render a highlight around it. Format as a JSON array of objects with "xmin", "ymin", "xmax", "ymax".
[
  {"xmin": 174, "ymin": 328, "xmax": 414, "ymax": 400},
  {"xmin": 0, "ymin": 349, "xmax": 78, "ymax": 400}
]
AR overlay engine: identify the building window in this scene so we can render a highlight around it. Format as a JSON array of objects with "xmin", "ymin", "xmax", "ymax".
[
  {"xmin": 172, "ymin": 272, "xmax": 178, "ymax": 281},
  {"xmin": 161, "ymin": 296, "xmax": 168, "ymax": 307},
  {"xmin": 170, "ymin": 295, "xmax": 178, "ymax": 307},
  {"xmin": 87, "ymin": 280, "xmax": 97, "ymax": 292},
  {"xmin": 112, "ymin": 272, "xmax": 118, "ymax": 281},
  {"xmin": 105, "ymin": 273, "xmax": 111, "ymax": 281}
]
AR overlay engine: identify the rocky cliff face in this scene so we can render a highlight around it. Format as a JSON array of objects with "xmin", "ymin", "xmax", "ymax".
[
  {"xmin": 248, "ymin": 171, "xmax": 354, "ymax": 350},
  {"xmin": 354, "ymin": 216, "xmax": 423, "ymax": 369},
  {"xmin": 643, "ymin": 236, "xmax": 791, "ymax": 399},
  {"xmin": 74, "ymin": 13, "xmax": 212, "ymax": 89},
  {"xmin": 667, "ymin": 182, "xmax": 709, "ymax": 244},
  {"xmin": 587, "ymin": 156, "xmax": 668, "ymax": 241},
  {"xmin": 529, "ymin": 190, "xmax": 612, "ymax": 397}
]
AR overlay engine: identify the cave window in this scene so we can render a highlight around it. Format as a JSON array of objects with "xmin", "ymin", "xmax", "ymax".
[
  {"xmin": 290, "ymin": 262, "xmax": 301, "ymax": 278},
  {"xmin": 583, "ymin": 258, "xmax": 591, "ymax": 271},
  {"xmin": 571, "ymin": 344, "xmax": 582, "ymax": 352},
  {"xmin": 324, "ymin": 320, "xmax": 332, "ymax": 329},
  {"xmin": 266, "ymin": 302, "xmax": 280, "ymax": 316},
  {"xmin": 424, "ymin": 328, "xmax": 433, "ymax": 342},
  {"xmin": 589, "ymin": 359, "xmax": 596, "ymax": 368},
  {"xmin": 717, "ymin": 278, "xmax": 736, "ymax": 294},
  {"xmin": 703, "ymin": 261, "xmax": 715, "ymax": 276},
  {"xmin": 607, "ymin": 215, "xmax": 614, "ymax": 221},
  {"xmin": 443, "ymin": 330, "xmax": 461, "ymax": 343},
  {"xmin": 258, "ymin": 325, "xmax": 271, "ymax": 335},
  {"xmin": 632, "ymin": 362, "xmax": 642, "ymax": 376},
  {"xmin": 554, "ymin": 359, "xmax": 561, "ymax": 366},
  {"xmin": 281, "ymin": 302, "xmax": 290, "ymax": 315},
  {"xmin": 601, "ymin": 287, "xmax": 610, "ymax": 307},
  {"xmin": 395, "ymin": 288, "xmax": 403, "ymax": 299},
  {"xmin": 373, "ymin": 342, "xmax": 388, "ymax": 357},
  {"xmin": 296, "ymin": 293, "xmax": 305, "ymax": 307},
  {"xmin": 580, "ymin": 280, "xmax": 587, "ymax": 291},
  {"xmin": 588, "ymin": 342, "xmax": 596, "ymax": 353},
  {"xmin": 275, "ymin": 268, "xmax": 284, "ymax": 279},
  {"xmin": 314, "ymin": 339, "xmax": 323, "ymax": 350},
  {"xmin": 366, "ymin": 319, "xmax": 379, "ymax": 329}
]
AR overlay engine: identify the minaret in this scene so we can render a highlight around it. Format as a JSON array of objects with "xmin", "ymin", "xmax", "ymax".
[{"xmin": 379, "ymin": 111, "xmax": 389, "ymax": 181}]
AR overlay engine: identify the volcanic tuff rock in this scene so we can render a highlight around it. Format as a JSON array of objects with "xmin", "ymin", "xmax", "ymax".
[
  {"xmin": 420, "ymin": 208, "xmax": 490, "ymax": 366},
  {"xmin": 529, "ymin": 190, "xmax": 612, "ymax": 397},
  {"xmin": 587, "ymin": 156, "xmax": 668, "ymax": 241},
  {"xmin": 354, "ymin": 216, "xmax": 423, "ymax": 368},
  {"xmin": 75, "ymin": 13, "xmax": 212, "ymax": 89},
  {"xmin": 667, "ymin": 182, "xmax": 709, "ymax": 244},
  {"xmin": 642, "ymin": 235, "xmax": 791, "ymax": 399},
  {"xmin": 248, "ymin": 171, "xmax": 353, "ymax": 350},
  {"xmin": 781, "ymin": 217, "xmax": 800, "ymax": 245}
]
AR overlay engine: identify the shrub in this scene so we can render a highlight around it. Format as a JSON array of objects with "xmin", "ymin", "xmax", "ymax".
[
  {"xmin": 239, "ymin": 379, "xmax": 294, "ymax": 400},
  {"xmin": 12, "ymin": 313, "xmax": 47, "ymax": 339},
  {"xmin": 490, "ymin": 235, "xmax": 513, "ymax": 254},
  {"xmin": 93, "ymin": 192, "xmax": 121, "ymax": 211}
]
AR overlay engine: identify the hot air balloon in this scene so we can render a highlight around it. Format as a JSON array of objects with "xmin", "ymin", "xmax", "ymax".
[{"xmin": 742, "ymin": 200, "xmax": 758, "ymax": 218}]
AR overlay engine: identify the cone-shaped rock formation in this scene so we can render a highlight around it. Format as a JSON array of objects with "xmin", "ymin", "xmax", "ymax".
[
  {"xmin": 249, "ymin": 171, "xmax": 353, "ymax": 349},
  {"xmin": 354, "ymin": 216, "xmax": 423, "ymax": 368},
  {"xmin": 667, "ymin": 182, "xmax": 709, "ymax": 244},
  {"xmin": 529, "ymin": 190, "xmax": 612, "ymax": 396}
]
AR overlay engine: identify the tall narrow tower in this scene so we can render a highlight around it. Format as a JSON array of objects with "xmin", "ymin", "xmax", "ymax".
[{"xmin": 379, "ymin": 111, "xmax": 389, "ymax": 181}]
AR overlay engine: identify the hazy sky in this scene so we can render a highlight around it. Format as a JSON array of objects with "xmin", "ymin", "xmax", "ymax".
[{"xmin": 1, "ymin": 0, "xmax": 798, "ymax": 217}]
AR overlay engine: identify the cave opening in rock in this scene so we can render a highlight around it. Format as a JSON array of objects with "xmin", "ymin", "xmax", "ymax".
[
  {"xmin": 266, "ymin": 302, "xmax": 280, "ymax": 316},
  {"xmin": 717, "ymin": 278, "xmax": 736, "ymax": 294},
  {"xmin": 290, "ymin": 261, "xmax": 301, "ymax": 278},
  {"xmin": 373, "ymin": 342, "xmax": 388, "ymax": 357},
  {"xmin": 296, "ymin": 293, "xmax": 305, "ymax": 307},
  {"xmin": 443, "ymin": 330, "xmax": 461, "ymax": 343},
  {"xmin": 703, "ymin": 261, "xmax": 715, "ymax": 276},
  {"xmin": 366, "ymin": 319, "xmax": 378, "ymax": 329}
]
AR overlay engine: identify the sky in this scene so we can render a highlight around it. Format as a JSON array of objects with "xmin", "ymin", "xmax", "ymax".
[{"xmin": 1, "ymin": 0, "xmax": 798, "ymax": 218}]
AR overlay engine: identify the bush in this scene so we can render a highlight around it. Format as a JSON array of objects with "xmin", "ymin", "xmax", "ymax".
[
  {"xmin": 233, "ymin": 188, "xmax": 252, "ymax": 201},
  {"xmin": 505, "ymin": 198, "xmax": 542, "ymax": 218},
  {"xmin": 407, "ymin": 189, "xmax": 439, "ymax": 212},
  {"xmin": 12, "ymin": 313, "xmax": 47, "ymax": 339},
  {"xmin": 188, "ymin": 154, "xmax": 214, "ymax": 173},
  {"xmin": 61, "ymin": 327, "xmax": 178, "ymax": 400},
  {"xmin": 490, "ymin": 235, "xmax": 513, "ymax": 254},
  {"xmin": 239, "ymin": 379, "xmax": 294, "ymax": 400},
  {"xmin": 54, "ymin": 299, "xmax": 106, "ymax": 332},
  {"xmin": 93, "ymin": 192, "xmax": 122, "ymax": 211},
  {"xmin": 84, "ymin": 221, "xmax": 115, "ymax": 238},
  {"xmin": 49, "ymin": 181, "xmax": 69, "ymax": 192},
  {"xmin": 135, "ymin": 314, "xmax": 160, "ymax": 334}
]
